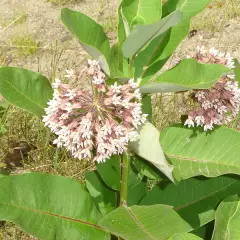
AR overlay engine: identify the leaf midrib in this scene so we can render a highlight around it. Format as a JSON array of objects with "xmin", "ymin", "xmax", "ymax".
[
  {"xmin": 0, "ymin": 201, "xmax": 106, "ymax": 231},
  {"xmin": 0, "ymin": 77, "xmax": 44, "ymax": 112},
  {"xmin": 125, "ymin": 206, "xmax": 158, "ymax": 240},
  {"xmin": 174, "ymin": 180, "xmax": 239, "ymax": 211},
  {"xmin": 167, "ymin": 154, "xmax": 240, "ymax": 168}
]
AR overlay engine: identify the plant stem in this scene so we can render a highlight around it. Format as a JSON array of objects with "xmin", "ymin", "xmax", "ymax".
[{"xmin": 119, "ymin": 153, "xmax": 129, "ymax": 206}]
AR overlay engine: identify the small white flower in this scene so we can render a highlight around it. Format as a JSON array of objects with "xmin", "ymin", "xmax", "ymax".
[{"xmin": 184, "ymin": 117, "xmax": 194, "ymax": 128}]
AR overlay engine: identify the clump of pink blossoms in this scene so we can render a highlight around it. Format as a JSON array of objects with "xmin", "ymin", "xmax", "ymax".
[
  {"xmin": 184, "ymin": 47, "xmax": 240, "ymax": 131},
  {"xmin": 43, "ymin": 60, "xmax": 147, "ymax": 162}
]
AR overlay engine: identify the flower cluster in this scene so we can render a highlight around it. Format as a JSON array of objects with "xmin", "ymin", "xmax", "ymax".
[
  {"xmin": 184, "ymin": 47, "xmax": 239, "ymax": 131},
  {"xmin": 194, "ymin": 46, "xmax": 235, "ymax": 69},
  {"xmin": 43, "ymin": 60, "xmax": 147, "ymax": 162}
]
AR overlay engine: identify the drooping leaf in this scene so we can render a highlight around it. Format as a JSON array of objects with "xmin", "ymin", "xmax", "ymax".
[
  {"xmin": 168, "ymin": 233, "xmax": 203, "ymax": 240},
  {"xmin": 160, "ymin": 125, "xmax": 240, "ymax": 181},
  {"xmin": 129, "ymin": 122, "xmax": 174, "ymax": 181},
  {"xmin": 141, "ymin": 175, "xmax": 240, "ymax": 230},
  {"xmin": 85, "ymin": 170, "xmax": 117, "ymax": 216},
  {"xmin": 122, "ymin": 10, "xmax": 183, "ymax": 58},
  {"xmin": 0, "ymin": 173, "xmax": 110, "ymax": 240},
  {"xmin": 99, "ymin": 205, "xmax": 190, "ymax": 240},
  {"xmin": 0, "ymin": 67, "xmax": 53, "ymax": 117},
  {"xmin": 212, "ymin": 195, "xmax": 240, "ymax": 240},
  {"xmin": 234, "ymin": 58, "xmax": 240, "ymax": 84},
  {"xmin": 121, "ymin": 0, "xmax": 162, "ymax": 27},
  {"xmin": 61, "ymin": 8, "xmax": 111, "ymax": 76},
  {"xmin": 135, "ymin": 0, "xmax": 210, "ymax": 80},
  {"xmin": 97, "ymin": 155, "xmax": 121, "ymax": 191},
  {"xmin": 132, "ymin": 155, "xmax": 164, "ymax": 180},
  {"xmin": 140, "ymin": 59, "xmax": 230, "ymax": 93}
]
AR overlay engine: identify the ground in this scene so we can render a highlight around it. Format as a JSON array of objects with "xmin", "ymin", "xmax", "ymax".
[{"xmin": 0, "ymin": 0, "xmax": 240, "ymax": 239}]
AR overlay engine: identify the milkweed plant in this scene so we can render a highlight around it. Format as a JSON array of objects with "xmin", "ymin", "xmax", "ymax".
[{"xmin": 0, "ymin": 1, "xmax": 240, "ymax": 240}]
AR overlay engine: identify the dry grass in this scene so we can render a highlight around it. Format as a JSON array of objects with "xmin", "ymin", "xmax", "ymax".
[{"xmin": 191, "ymin": 0, "xmax": 240, "ymax": 32}]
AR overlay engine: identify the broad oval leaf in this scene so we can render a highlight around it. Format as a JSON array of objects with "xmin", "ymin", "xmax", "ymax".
[
  {"xmin": 140, "ymin": 59, "xmax": 230, "ymax": 93},
  {"xmin": 0, "ymin": 67, "xmax": 53, "ymax": 117},
  {"xmin": 168, "ymin": 233, "xmax": 203, "ymax": 240},
  {"xmin": 161, "ymin": 125, "xmax": 240, "ymax": 181},
  {"xmin": 122, "ymin": 10, "xmax": 183, "ymax": 58},
  {"xmin": 0, "ymin": 173, "xmax": 110, "ymax": 240},
  {"xmin": 129, "ymin": 122, "xmax": 174, "ymax": 181},
  {"xmin": 140, "ymin": 175, "xmax": 240, "ymax": 230},
  {"xmin": 99, "ymin": 205, "xmax": 191, "ymax": 240},
  {"xmin": 212, "ymin": 195, "xmax": 240, "ymax": 240},
  {"xmin": 61, "ymin": 8, "xmax": 111, "ymax": 76},
  {"xmin": 121, "ymin": 0, "xmax": 162, "ymax": 27},
  {"xmin": 135, "ymin": 0, "xmax": 210, "ymax": 81},
  {"xmin": 85, "ymin": 170, "xmax": 117, "ymax": 216}
]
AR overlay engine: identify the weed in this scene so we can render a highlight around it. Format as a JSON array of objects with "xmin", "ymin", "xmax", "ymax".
[
  {"xmin": 9, "ymin": 35, "xmax": 39, "ymax": 57},
  {"xmin": 0, "ymin": 12, "xmax": 28, "ymax": 28}
]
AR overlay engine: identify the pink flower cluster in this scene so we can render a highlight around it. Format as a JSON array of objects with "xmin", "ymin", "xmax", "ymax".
[
  {"xmin": 43, "ymin": 60, "xmax": 147, "ymax": 162},
  {"xmin": 184, "ymin": 47, "xmax": 239, "ymax": 131}
]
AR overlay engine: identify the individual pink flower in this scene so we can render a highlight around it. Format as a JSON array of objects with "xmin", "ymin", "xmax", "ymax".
[{"xmin": 43, "ymin": 60, "xmax": 147, "ymax": 162}]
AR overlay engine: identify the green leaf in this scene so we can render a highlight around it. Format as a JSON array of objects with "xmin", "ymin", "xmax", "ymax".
[
  {"xmin": 191, "ymin": 221, "xmax": 214, "ymax": 239},
  {"xmin": 61, "ymin": 8, "xmax": 111, "ymax": 76},
  {"xmin": 141, "ymin": 94, "xmax": 152, "ymax": 122},
  {"xmin": 110, "ymin": 43, "xmax": 129, "ymax": 78},
  {"xmin": 132, "ymin": 155, "xmax": 164, "ymax": 180},
  {"xmin": 160, "ymin": 0, "xmax": 210, "ymax": 59},
  {"xmin": 234, "ymin": 58, "xmax": 240, "ymax": 84},
  {"xmin": 0, "ymin": 170, "xmax": 10, "ymax": 179},
  {"xmin": 136, "ymin": 0, "xmax": 210, "ymax": 81},
  {"xmin": 99, "ymin": 205, "xmax": 190, "ymax": 240},
  {"xmin": 0, "ymin": 67, "xmax": 53, "ymax": 117},
  {"xmin": 96, "ymin": 155, "xmax": 147, "ymax": 205},
  {"xmin": 121, "ymin": 0, "xmax": 162, "ymax": 27},
  {"xmin": 97, "ymin": 155, "xmax": 121, "ymax": 191},
  {"xmin": 129, "ymin": 122, "xmax": 174, "ymax": 181},
  {"xmin": 140, "ymin": 59, "xmax": 230, "ymax": 93},
  {"xmin": 122, "ymin": 10, "xmax": 183, "ymax": 58},
  {"xmin": 168, "ymin": 233, "xmax": 203, "ymax": 240},
  {"xmin": 0, "ymin": 173, "xmax": 110, "ymax": 240},
  {"xmin": 212, "ymin": 195, "xmax": 240, "ymax": 240},
  {"xmin": 161, "ymin": 125, "xmax": 240, "ymax": 181},
  {"xmin": 85, "ymin": 170, "xmax": 117, "ymax": 216},
  {"xmin": 127, "ymin": 161, "xmax": 147, "ymax": 205},
  {"xmin": 118, "ymin": 5, "xmax": 130, "ymax": 45},
  {"xmin": 140, "ymin": 175, "xmax": 240, "ymax": 230}
]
